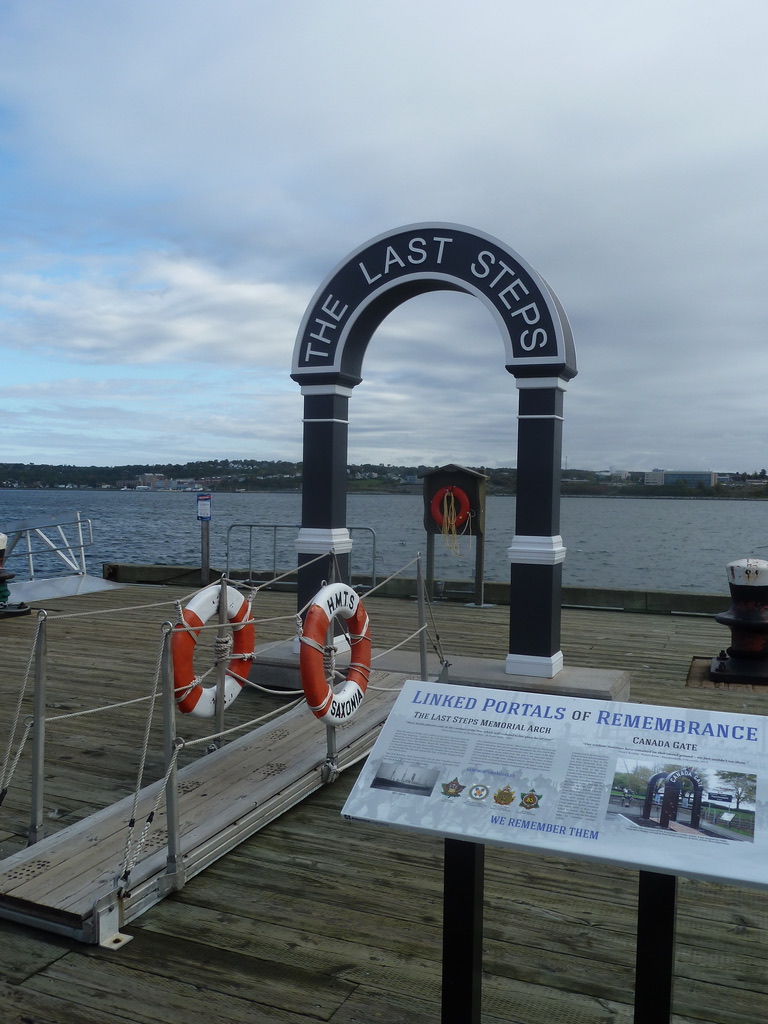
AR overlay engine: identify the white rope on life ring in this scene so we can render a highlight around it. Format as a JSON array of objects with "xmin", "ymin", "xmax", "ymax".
[
  {"xmin": 171, "ymin": 582, "xmax": 255, "ymax": 718},
  {"xmin": 299, "ymin": 582, "xmax": 371, "ymax": 726}
]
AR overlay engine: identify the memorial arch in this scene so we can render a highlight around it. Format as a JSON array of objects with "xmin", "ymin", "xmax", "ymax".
[
  {"xmin": 291, "ymin": 223, "xmax": 577, "ymax": 677},
  {"xmin": 643, "ymin": 768, "xmax": 705, "ymax": 830}
]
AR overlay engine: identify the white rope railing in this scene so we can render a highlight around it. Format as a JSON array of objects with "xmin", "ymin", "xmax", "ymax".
[
  {"xmin": 362, "ymin": 554, "xmax": 421, "ymax": 597},
  {"xmin": 118, "ymin": 694, "xmax": 307, "ymax": 889},
  {"xmin": 2, "ymin": 547, "xmax": 443, "ymax": 877},
  {"xmin": 44, "ymin": 589, "xmax": 201, "ymax": 621}
]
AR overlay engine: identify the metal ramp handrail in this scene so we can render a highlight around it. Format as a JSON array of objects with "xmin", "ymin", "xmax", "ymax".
[
  {"xmin": 2, "ymin": 557, "xmax": 431, "ymax": 946},
  {"xmin": 225, "ymin": 522, "xmax": 378, "ymax": 589},
  {"xmin": 3, "ymin": 512, "xmax": 94, "ymax": 581}
]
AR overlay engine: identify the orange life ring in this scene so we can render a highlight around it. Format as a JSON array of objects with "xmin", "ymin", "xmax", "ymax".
[
  {"xmin": 430, "ymin": 485, "xmax": 471, "ymax": 528},
  {"xmin": 171, "ymin": 582, "xmax": 255, "ymax": 718},
  {"xmin": 299, "ymin": 582, "xmax": 371, "ymax": 726}
]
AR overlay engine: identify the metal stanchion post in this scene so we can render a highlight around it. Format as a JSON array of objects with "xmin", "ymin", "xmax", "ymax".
[
  {"xmin": 416, "ymin": 555, "xmax": 429, "ymax": 681},
  {"xmin": 215, "ymin": 577, "xmax": 228, "ymax": 742},
  {"xmin": 161, "ymin": 622, "xmax": 183, "ymax": 885},
  {"xmin": 323, "ymin": 722, "xmax": 339, "ymax": 783},
  {"xmin": 28, "ymin": 610, "xmax": 48, "ymax": 846}
]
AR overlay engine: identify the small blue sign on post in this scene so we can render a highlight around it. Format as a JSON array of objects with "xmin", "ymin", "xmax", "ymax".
[{"xmin": 197, "ymin": 493, "xmax": 212, "ymax": 521}]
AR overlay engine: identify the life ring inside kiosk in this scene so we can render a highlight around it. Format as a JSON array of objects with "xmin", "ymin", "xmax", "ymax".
[
  {"xmin": 430, "ymin": 485, "xmax": 471, "ymax": 530},
  {"xmin": 171, "ymin": 582, "xmax": 255, "ymax": 718},
  {"xmin": 300, "ymin": 582, "xmax": 371, "ymax": 726}
]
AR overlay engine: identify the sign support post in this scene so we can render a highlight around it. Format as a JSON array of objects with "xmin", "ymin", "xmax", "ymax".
[
  {"xmin": 634, "ymin": 871, "xmax": 677, "ymax": 1023},
  {"xmin": 442, "ymin": 839, "xmax": 484, "ymax": 1024},
  {"xmin": 197, "ymin": 493, "xmax": 212, "ymax": 586}
]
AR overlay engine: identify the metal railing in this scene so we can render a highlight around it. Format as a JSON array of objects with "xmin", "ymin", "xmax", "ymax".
[
  {"xmin": 225, "ymin": 523, "xmax": 378, "ymax": 589},
  {"xmin": 11, "ymin": 557, "xmax": 430, "ymax": 945},
  {"xmin": 19, "ymin": 559, "xmax": 427, "ymax": 850},
  {"xmin": 3, "ymin": 512, "xmax": 94, "ymax": 581}
]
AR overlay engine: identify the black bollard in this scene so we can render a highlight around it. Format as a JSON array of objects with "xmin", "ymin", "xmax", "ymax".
[{"xmin": 710, "ymin": 558, "xmax": 768, "ymax": 683}]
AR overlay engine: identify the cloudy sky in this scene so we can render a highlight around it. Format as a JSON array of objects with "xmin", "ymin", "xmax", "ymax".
[{"xmin": 1, "ymin": 1, "xmax": 766, "ymax": 472}]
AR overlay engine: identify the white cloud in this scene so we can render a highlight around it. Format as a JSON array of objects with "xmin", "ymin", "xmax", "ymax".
[
  {"xmin": 0, "ymin": 1, "xmax": 767, "ymax": 469},
  {"xmin": 0, "ymin": 251, "xmax": 308, "ymax": 366}
]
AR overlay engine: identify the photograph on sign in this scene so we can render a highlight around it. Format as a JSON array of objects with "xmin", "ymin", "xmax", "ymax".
[
  {"xmin": 607, "ymin": 760, "xmax": 755, "ymax": 843},
  {"xmin": 372, "ymin": 763, "xmax": 441, "ymax": 797},
  {"xmin": 341, "ymin": 680, "xmax": 767, "ymax": 889}
]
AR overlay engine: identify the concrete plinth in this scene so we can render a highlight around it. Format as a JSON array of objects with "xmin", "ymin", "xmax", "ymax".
[
  {"xmin": 249, "ymin": 640, "xmax": 302, "ymax": 691},
  {"xmin": 249, "ymin": 640, "xmax": 630, "ymax": 702},
  {"xmin": 375, "ymin": 649, "xmax": 630, "ymax": 701}
]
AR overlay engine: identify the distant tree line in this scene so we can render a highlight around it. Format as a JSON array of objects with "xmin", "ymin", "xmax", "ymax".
[
  {"xmin": 2, "ymin": 461, "xmax": 768, "ymax": 498},
  {"xmin": 0, "ymin": 459, "xmax": 305, "ymax": 491}
]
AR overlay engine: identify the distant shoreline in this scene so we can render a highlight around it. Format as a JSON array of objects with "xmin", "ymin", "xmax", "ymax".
[{"xmin": 3, "ymin": 486, "xmax": 768, "ymax": 501}]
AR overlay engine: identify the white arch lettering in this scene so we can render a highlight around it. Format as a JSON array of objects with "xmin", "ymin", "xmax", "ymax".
[
  {"xmin": 520, "ymin": 328, "xmax": 548, "ymax": 351},
  {"xmin": 358, "ymin": 234, "xmax": 455, "ymax": 286},
  {"xmin": 292, "ymin": 223, "xmax": 577, "ymax": 386}
]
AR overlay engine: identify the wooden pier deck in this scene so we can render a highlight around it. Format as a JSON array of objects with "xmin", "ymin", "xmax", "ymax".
[{"xmin": 0, "ymin": 583, "xmax": 766, "ymax": 1022}]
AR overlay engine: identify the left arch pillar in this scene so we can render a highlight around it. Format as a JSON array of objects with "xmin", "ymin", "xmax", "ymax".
[{"xmin": 296, "ymin": 384, "xmax": 353, "ymax": 610}]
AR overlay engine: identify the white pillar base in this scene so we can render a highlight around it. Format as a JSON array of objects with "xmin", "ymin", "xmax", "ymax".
[
  {"xmin": 295, "ymin": 527, "xmax": 353, "ymax": 555},
  {"xmin": 505, "ymin": 650, "xmax": 564, "ymax": 678}
]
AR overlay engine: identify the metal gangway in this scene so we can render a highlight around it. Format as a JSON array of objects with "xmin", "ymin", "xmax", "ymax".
[{"xmin": 2, "ymin": 513, "xmax": 124, "ymax": 600}]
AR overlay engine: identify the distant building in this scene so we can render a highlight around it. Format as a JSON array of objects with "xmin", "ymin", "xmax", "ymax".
[
  {"xmin": 596, "ymin": 469, "xmax": 629, "ymax": 481},
  {"xmin": 137, "ymin": 473, "xmax": 167, "ymax": 489},
  {"xmin": 664, "ymin": 471, "xmax": 717, "ymax": 487},
  {"xmin": 644, "ymin": 471, "xmax": 665, "ymax": 486},
  {"xmin": 644, "ymin": 471, "xmax": 717, "ymax": 487}
]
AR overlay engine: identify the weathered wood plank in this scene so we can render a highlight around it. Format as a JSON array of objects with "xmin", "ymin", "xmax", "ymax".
[
  {"xmin": 0, "ymin": 640, "xmax": 407, "ymax": 930},
  {"xmin": 0, "ymin": 978, "xmax": 139, "ymax": 1024},
  {"xmin": 22, "ymin": 954, "xmax": 323, "ymax": 1023},
  {"xmin": 1, "ymin": 584, "xmax": 767, "ymax": 1023},
  {"xmin": 0, "ymin": 919, "xmax": 73, "ymax": 982}
]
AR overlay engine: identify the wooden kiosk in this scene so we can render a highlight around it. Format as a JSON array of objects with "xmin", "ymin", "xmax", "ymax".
[{"xmin": 421, "ymin": 463, "xmax": 488, "ymax": 606}]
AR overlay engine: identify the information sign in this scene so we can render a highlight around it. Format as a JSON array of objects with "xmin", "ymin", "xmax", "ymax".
[
  {"xmin": 196, "ymin": 493, "xmax": 212, "ymax": 521},
  {"xmin": 342, "ymin": 681, "xmax": 768, "ymax": 889}
]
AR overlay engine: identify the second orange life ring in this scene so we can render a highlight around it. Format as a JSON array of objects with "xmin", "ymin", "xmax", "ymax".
[{"xmin": 299, "ymin": 582, "xmax": 371, "ymax": 726}]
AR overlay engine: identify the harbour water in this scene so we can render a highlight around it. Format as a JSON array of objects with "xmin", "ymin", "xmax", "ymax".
[{"xmin": 2, "ymin": 488, "xmax": 767, "ymax": 595}]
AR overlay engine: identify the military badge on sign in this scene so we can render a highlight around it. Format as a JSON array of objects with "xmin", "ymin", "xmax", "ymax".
[
  {"xmin": 519, "ymin": 790, "xmax": 542, "ymax": 810},
  {"xmin": 441, "ymin": 777, "xmax": 465, "ymax": 797},
  {"xmin": 493, "ymin": 785, "xmax": 516, "ymax": 806}
]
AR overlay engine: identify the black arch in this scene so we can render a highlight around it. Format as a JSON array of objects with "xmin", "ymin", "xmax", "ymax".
[
  {"xmin": 291, "ymin": 223, "xmax": 577, "ymax": 679},
  {"xmin": 643, "ymin": 769, "xmax": 704, "ymax": 829},
  {"xmin": 291, "ymin": 223, "xmax": 576, "ymax": 389}
]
